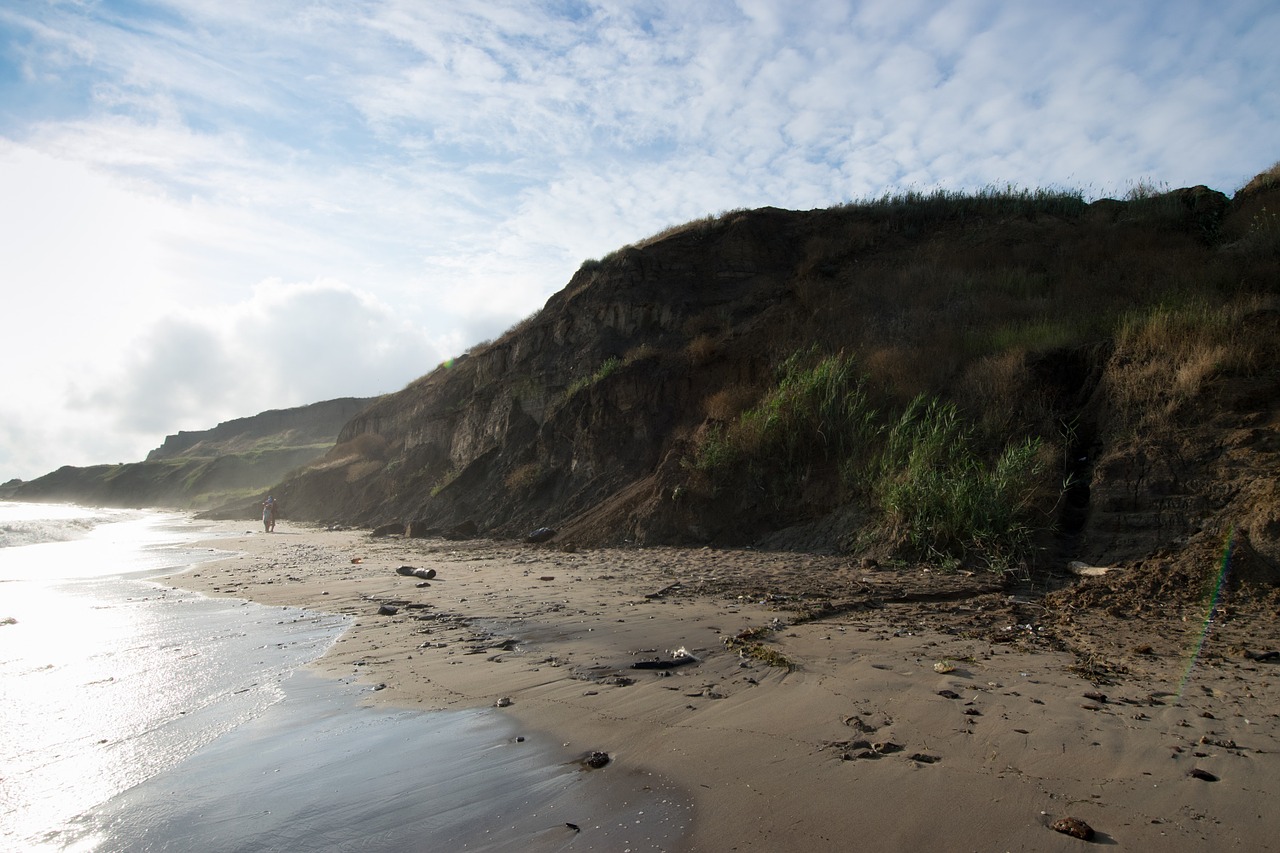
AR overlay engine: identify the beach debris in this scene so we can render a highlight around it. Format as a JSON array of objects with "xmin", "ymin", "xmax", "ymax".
[
  {"xmin": 538, "ymin": 576, "xmax": 556, "ymax": 581},
  {"xmin": 1244, "ymin": 649, "xmax": 1280, "ymax": 662},
  {"xmin": 351, "ymin": 557, "xmax": 363, "ymax": 564},
  {"xmin": 565, "ymin": 823, "xmax": 581, "ymax": 833},
  {"xmin": 937, "ymin": 689, "xmax": 961, "ymax": 700},
  {"xmin": 1051, "ymin": 816, "xmax": 1095, "ymax": 840},
  {"xmin": 377, "ymin": 604, "xmax": 399, "ymax": 616},
  {"xmin": 631, "ymin": 646, "xmax": 699, "ymax": 670},
  {"xmin": 495, "ymin": 696, "xmax": 513, "ymax": 707},
  {"xmin": 1083, "ymin": 691, "xmax": 1107, "ymax": 703},
  {"xmin": 908, "ymin": 753, "xmax": 940, "ymax": 764},
  {"xmin": 933, "ymin": 660, "xmax": 956, "ymax": 673},
  {"xmin": 722, "ymin": 627, "xmax": 797, "ymax": 670},
  {"xmin": 526, "ymin": 527, "xmax": 557, "ymax": 543},
  {"xmin": 583, "ymin": 751, "xmax": 611, "ymax": 769},
  {"xmin": 395, "ymin": 565, "xmax": 438, "ymax": 580},
  {"xmin": 644, "ymin": 582, "xmax": 683, "ymax": 599},
  {"xmin": 1188, "ymin": 768, "xmax": 1219, "ymax": 781},
  {"xmin": 1068, "ymin": 560, "xmax": 1113, "ymax": 577},
  {"xmin": 1, "ymin": 616, "xmax": 16, "ymax": 626},
  {"xmin": 631, "ymin": 657, "xmax": 693, "ymax": 670}
]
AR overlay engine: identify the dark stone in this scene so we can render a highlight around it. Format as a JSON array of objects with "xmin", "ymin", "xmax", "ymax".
[
  {"xmin": 1051, "ymin": 816, "xmax": 1094, "ymax": 840},
  {"xmin": 527, "ymin": 527, "xmax": 557, "ymax": 543},
  {"xmin": 378, "ymin": 604, "xmax": 399, "ymax": 616},
  {"xmin": 584, "ymin": 751, "xmax": 611, "ymax": 769}
]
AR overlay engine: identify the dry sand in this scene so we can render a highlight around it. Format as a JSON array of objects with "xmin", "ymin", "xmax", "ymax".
[{"xmin": 164, "ymin": 522, "xmax": 1280, "ymax": 851}]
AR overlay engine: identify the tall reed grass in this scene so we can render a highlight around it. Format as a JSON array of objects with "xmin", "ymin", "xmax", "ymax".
[
  {"xmin": 693, "ymin": 351, "xmax": 1055, "ymax": 571},
  {"xmin": 876, "ymin": 396, "xmax": 1049, "ymax": 571}
]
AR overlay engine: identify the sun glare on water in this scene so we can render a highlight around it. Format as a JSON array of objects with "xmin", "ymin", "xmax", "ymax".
[{"xmin": 0, "ymin": 506, "xmax": 249, "ymax": 848}]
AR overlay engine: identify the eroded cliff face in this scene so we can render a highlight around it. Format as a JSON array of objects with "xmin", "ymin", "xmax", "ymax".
[
  {"xmin": 276, "ymin": 181, "xmax": 1280, "ymax": 580},
  {"xmin": 277, "ymin": 208, "xmax": 802, "ymax": 533},
  {"xmin": 1080, "ymin": 312, "xmax": 1280, "ymax": 573}
]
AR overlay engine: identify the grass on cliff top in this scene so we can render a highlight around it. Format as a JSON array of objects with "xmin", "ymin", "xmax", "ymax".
[{"xmin": 579, "ymin": 184, "xmax": 1089, "ymax": 272}]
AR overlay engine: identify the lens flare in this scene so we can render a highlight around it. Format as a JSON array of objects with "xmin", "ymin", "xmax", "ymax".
[{"xmin": 1177, "ymin": 526, "xmax": 1234, "ymax": 700}]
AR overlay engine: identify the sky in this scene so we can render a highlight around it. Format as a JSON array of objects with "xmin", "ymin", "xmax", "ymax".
[{"xmin": 1, "ymin": 0, "xmax": 1277, "ymax": 482}]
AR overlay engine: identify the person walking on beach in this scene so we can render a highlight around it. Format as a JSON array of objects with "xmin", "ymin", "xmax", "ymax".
[{"xmin": 262, "ymin": 495, "xmax": 277, "ymax": 533}]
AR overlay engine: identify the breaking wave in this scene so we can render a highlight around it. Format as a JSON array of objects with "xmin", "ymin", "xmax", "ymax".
[{"xmin": 0, "ymin": 503, "xmax": 134, "ymax": 549}]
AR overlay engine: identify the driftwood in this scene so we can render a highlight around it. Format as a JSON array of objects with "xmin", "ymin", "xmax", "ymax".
[
  {"xmin": 395, "ymin": 565, "xmax": 437, "ymax": 580},
  {"xmin": 644, "ymin": 582, "xmax": 682, "ymax": 599},
  {"xmin": 1068, "ymin": 560, "xmax": 1114, "ymax": 577}
]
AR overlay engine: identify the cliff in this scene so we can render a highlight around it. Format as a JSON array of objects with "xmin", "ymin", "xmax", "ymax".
[
  {"xmin": 7, "ymin": 397, "xmax": 377, "ymax": 510},
  {"xmin": 271, "ymin": 169, "xmax": 1280, "ymax": 581}
]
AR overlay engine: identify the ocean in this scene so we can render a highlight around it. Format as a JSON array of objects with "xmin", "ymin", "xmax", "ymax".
[{"xmin": 0, "ymin": 503, "xmax": 689, "ymax": 852}]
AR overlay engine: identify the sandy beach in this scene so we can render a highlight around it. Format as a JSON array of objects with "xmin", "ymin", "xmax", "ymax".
[{"xmin": 164, "ymin": 522, "xmax": 1280, "ymax": 851}]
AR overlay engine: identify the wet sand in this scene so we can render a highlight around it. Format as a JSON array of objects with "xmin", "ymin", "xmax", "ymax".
[{"xmin": 165, "ymin": 522, "xmax": 1280, "ymax": 851}]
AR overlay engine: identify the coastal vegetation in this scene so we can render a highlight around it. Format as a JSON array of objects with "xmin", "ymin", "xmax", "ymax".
[{"xmin": 691, "ymin": 352, "xmax": 1053, "ymax": 572}]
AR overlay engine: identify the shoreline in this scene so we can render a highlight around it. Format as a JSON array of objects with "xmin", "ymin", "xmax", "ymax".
[{"xmin": 165, "ymin": 520, "xmax": 1280, "ymax": 851}]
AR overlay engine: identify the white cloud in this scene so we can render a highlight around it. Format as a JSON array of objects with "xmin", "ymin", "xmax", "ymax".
[{"xmin": 88, "ymin": 279, "xmax": 441, "ymax": 432}]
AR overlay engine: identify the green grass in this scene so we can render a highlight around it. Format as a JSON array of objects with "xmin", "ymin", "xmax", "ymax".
[
  {"xmin": 842, "ymin": 184, "xmax": 1088, "ymax": 233},
  {"xmin": 429, "ymin": 467, "xmax": 462, "ymax": 497},
  {"xmin": 875, "ymin": 395, "xmax": 1049, "ymax": 571},
  {"xmin": 693, "ymin": 350, "xmax": 1056, "ymax": 572},
  {"xmin": 694, "ymin": 351, "xmax": 878, "ymax": 478},
  {"xmin": 965, "ymin": 316, "xmax": 1083, "ymax": 357},
  {"xmin": 565, "ymin": 356, "xmax": 622, "ymax": 398}
]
